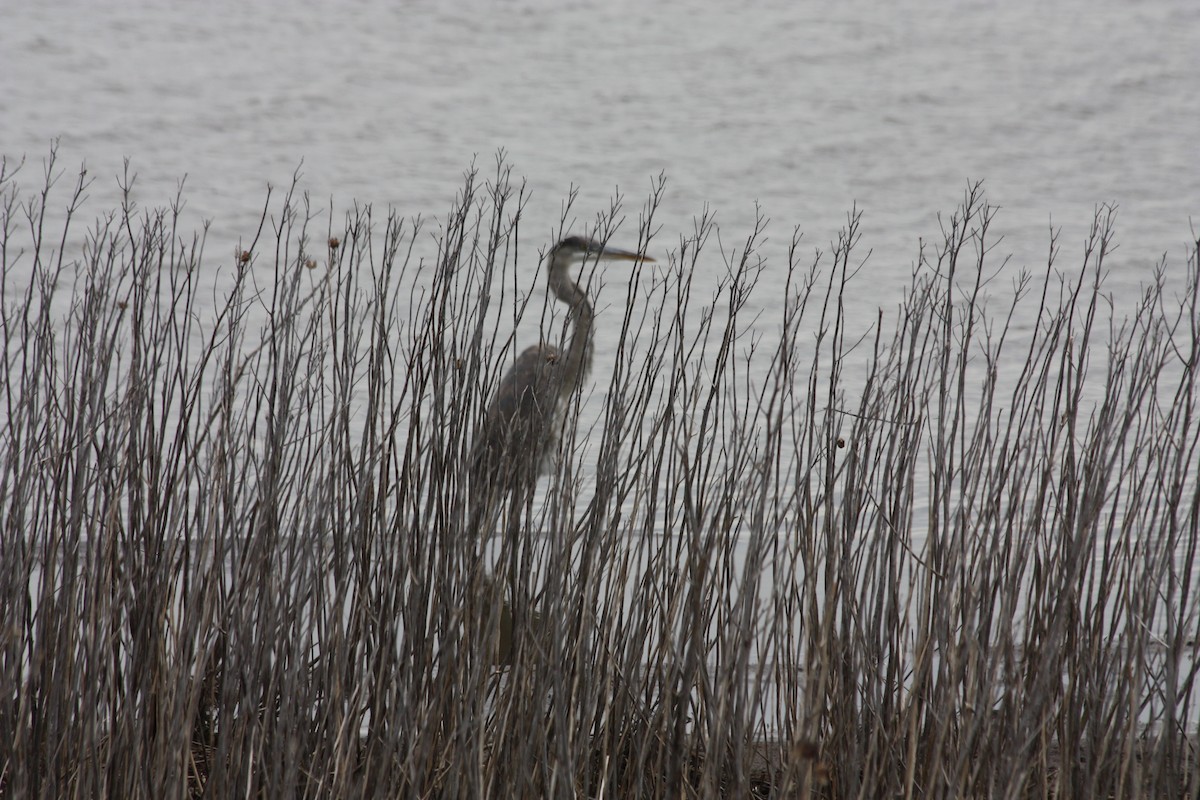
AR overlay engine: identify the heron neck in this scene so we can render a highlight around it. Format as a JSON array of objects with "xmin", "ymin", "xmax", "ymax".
[{"xmin": 548, "ymin": 260, "xmax": 594, "ymax": 398}]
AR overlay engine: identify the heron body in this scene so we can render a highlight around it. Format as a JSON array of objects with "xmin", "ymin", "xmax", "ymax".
[{"xmin": 469, "ymin": 235, "xmax": 652, "ymax": 534}]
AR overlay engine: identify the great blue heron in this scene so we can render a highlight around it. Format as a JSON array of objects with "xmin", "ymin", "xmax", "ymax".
[{"xmin": 469, "ymin": 235, "xmax": 654, "ymax": 535}]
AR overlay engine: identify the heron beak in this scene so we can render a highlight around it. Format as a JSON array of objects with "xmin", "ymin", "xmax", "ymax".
[{"xmin": 594, "ymin": 243, "xmax": 655, "ymax": 263}]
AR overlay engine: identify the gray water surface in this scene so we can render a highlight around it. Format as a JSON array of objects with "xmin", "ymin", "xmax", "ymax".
[
  {"xmin": 3, "ymin": 0, "xmax": 1198, "ymax": 503},
  {"xmin": 4, "ymin": 0, "xmax": 1196, "ymax": 285}
]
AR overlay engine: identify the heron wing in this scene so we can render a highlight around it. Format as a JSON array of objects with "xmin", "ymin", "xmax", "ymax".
[{"xmin": 470, "ymin": 343, "xmax": 564, "ymax": 491}]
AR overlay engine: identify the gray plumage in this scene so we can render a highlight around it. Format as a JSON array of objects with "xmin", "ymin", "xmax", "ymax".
[{"xmin": 469, "ymin": 236, "xmax": 651, "ymax": 535}]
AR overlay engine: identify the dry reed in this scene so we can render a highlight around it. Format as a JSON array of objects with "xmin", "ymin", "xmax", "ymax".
[{"xmin": 1, "ymin": 149, "xmax": 1197, "ymax": 797}]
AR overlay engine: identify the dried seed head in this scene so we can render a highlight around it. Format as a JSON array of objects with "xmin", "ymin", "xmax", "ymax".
[
  {"xmin": 328, "ymin": 237, "xmax": 340, "ymax": 250},
  {"xmin": 238, "ymin": 250, "xmax": 252, "ymax": 264}
]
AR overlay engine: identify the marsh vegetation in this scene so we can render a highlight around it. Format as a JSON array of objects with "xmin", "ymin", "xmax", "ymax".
[{"xmin": 2, "ymin": 151, "xmax": 1198, "ymax": 797}]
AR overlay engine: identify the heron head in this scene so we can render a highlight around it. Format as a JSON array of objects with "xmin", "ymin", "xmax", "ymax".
[{"xmin": 550, "ymin": 236, "xmax": 654, "ymax": 267}]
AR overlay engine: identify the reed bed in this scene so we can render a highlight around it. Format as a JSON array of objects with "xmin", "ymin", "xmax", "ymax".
[{"xmin": 1, "ymin": 150, "xmax": 1198, "ymax": 798}]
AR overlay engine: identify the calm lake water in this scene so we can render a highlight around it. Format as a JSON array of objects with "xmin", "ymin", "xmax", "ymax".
[
  {"xmin": 5, "ymin": 0, "xmax": 1198, "ymax": 487},
  {"xmin": 4, "ymin": 0, "xmax": 1197, "ymax": 297},
  {"xmin": 4, "ymin": 0, "xmax": 1198, "ymax": 510}
]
